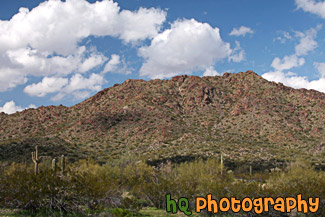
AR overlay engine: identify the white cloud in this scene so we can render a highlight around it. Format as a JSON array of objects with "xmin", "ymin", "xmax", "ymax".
[
  {"xmin": 0, "ymin": 68, "xmax": 28, "ymax": 92},
  {"xmin": 262, "ymin": 71, "xmax": 325, "ymax": 93},
  {"xmin": 78, "ymin": 53, "xmax": 108, "ymax": 73},
  {"xmin": 102, "ymin": 54, "xmax": 121, "ymax": 74},
  {"xmin": 64, "ymin": 73, "xmax": 104, "ymax": 93},
  {"xmin": 54, "ymin": 73, "xmax": 106, "ymax": 101},
  {"xmin": 271, "ymin": 55, "xmax": 305, "ymax": 71},
  {"xmin": 115, "ymin": 58, "xmax": 133, "ymax": 75},
  {"xmin": 24, "ymin": 73, "xmax": 106, "ymax": 101},
  {"xmin": 0, "ymin": 0, "xmax": 166, "ymax": 92},
  {"xmin": 118, "ymin": 8, "xmax": 166, "ymax": 43},
  {"xmin": 296, "ymin": 0, "xmax": 325, "ymax": 19},
  {"xmin": 138, "ymin": 19, "xmax": 232, "ymax": 79},
  {"xmin": 24, "ymin": 77, "xmax": 69, "ymax": 97},
  {"xmin": 70, "ymin": 91, "xmax": 93, "ymax": 101},
  {"xmin": 0, "ymin": 101, "xmax": 23, "ymax": 114},
  {"xmin": 271, "ymin": 26, "xmax": 320, "ymax": 70},
  {"xmin": 203, "ymin": 66, "xmax": 220, "ymax": 76},
  {"xmin": 294, "ymin": 25, "xmax": 321, "ymax": 56},
  {"xmin": 267, "ymin": 25, "xmax": 321, "ymax": 88},
  {"xmin": 228, "ymin": 41, "xmax": 245, "ymax": 62},
  {"xmin": 0, "ymin": 0, "xmax": 166, "ymax": 55},
  {"xmin": 275, "ymin": 31, "xmax": 292, "ymax": 44},
  {"xmin": 0, "ymin": 100, "xmax": 36, "ymax": 114},
  {"xmin": 229, "ymin": 26, "xmax": 254, "ymax": 37},
  {"xmin": 5, "ymin": 46, "xmax": 107, "ymax": 78},
  {"xmin": 264, "ymin": 25, "xmax": 324, "ymax": 93},
  {"xmin": 101, "ymin": 54, "xmax": 132, "ymax": 75},
  {"xmin": 314, "ymin": 62, "xmax": 325, "ymax": 77}
]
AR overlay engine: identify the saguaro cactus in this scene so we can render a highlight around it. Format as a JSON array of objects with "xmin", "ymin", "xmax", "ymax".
[
  {"xmin": 61, "ymin": 155, "xmax": 65, "ymax": 176},
  {"xmin": 31, "ymin": 146, "xmax": 41, "ymax": 175},
  {"xmin": 52, "ymin": 158, "xmax": 57, "ymax": 175}
]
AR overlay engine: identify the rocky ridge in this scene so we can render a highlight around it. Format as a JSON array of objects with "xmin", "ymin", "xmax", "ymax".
[{"xmin": 0, "ymin": 71, "xmax": 324, "ymax": 169}]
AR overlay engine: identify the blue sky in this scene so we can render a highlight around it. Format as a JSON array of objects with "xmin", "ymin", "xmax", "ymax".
[{"xmin": 0, "ymin": 0, "xmax": 325, "ymax": 114}]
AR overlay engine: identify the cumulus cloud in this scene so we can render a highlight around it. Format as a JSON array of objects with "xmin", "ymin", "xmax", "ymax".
[
  {"xmin": 268, "ymin": 25, "xmax": 320, "ymax": 72},
  {"xmin": 102, "ymin": 54, "xmax": 121, "ymax": 74},
  {"xmin": 5, "ymin": 46, "xmax": 106, "ymax": 78},
  {"xmin": 138, "ymin": 19, "xmax": 233, "ymax": 79},
  {"xmin": 101, "ymin": 54, "xmax": 133, "ymax": 75},
  {"xmin": 294, "ymin": 25, "xmax": 321, "ymax": 56},
  {"xmin": 262, "ymin": 71, "xmax": 325, "ymax": 93},
  {"xmin": 58, "ymin": 73, "xmax": 106, "ymax": 100},
  {"xmin": 0, "ymin": 100, "xmax": 36, "ymax": 114},
  {"xmin": 271, "ymin": 55, "xmax": 305, "ymax": 71},
  {"xmin": 296, "ymin": 0, "xmax": 325, "ymax": 18},
  {"xmin": 203, "ymin": 66, "xmax": 220, "ymax": 76},
  {"xmin": 0, "ymin": 0, "xmax": 166, "ymax": 94},
  {"xmin": 270, "ymin": 25, "xmax": 320, "ymax": 72},
  {"xmin": 64, "ymin": 73, "xmax": 105, "ymax": 94},
  {"xmin": 24, "ymin": 77, "xmax": 69, "ymax": 97},
  {"xmin": 78, "ymin": 52, "xmax": 108, "ymax": 73},
  {"xmin": 118, "ymin": 8, "xmax": 167, "ymax": 42},
  {"xmin": 0, "ymin": 68, "xmax": 28, "ymax": 92},
  {"xmin": 0, "ymin": 0, "xmax": 166, "ymax": 55},
  {"xmin": 263, "ymin": 25, "xmax": 324, "ymax": 93},
  {"xmin": 229, "ymin": 26, "xmax": 254, "ymax": 37},
  {"xmin": 24, "ymin": 73, "xmax": 106, "ymax": 101}
]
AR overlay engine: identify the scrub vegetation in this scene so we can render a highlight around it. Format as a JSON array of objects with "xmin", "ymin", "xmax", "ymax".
[{"xmin": 0, "ymin": 157, "xmax": 324, "ymax": 216}]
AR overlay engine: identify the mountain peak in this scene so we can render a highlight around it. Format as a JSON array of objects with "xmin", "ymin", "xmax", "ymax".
[
  {"xmin": 244, "ymin": 70, "xmax": 258, "ymax": 76},
  {"xmin": 171, "ymin": 74, "xmax": 189, "ymax": 83}
]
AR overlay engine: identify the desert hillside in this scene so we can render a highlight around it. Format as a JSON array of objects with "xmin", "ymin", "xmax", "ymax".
[{"xmin": 0, "ymin": 71, "xmax": 324, "ymax": 170}]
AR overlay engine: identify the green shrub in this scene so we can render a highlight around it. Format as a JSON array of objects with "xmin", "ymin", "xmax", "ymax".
[
  {"xmin": 267, "ymin": 160, "xmax": 325, "ymax": 216},
  {"xmin": 0, "ymin": 158, "xmax": 323, "ymax": 216},
  {"xmin": 0, "ymin": 163, "xmax": 79, "ymax": 214}
]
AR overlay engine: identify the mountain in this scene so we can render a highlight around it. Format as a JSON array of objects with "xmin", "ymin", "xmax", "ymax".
[{"xmin": 0, "ymin": 71, "xmax": 324, "ymax": 170}]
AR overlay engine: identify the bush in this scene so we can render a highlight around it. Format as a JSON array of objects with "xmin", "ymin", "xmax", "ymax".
[
  {"xmin": 0, "ymin": 163, "xmax": 79, "ymax": 214},
  {"xmin": 0, "ymin": 158, "xmax": 323, "ymax": 216},
  {"xmin": 267, "ymin": 160, "xmax": 325, "ymax": 216}
]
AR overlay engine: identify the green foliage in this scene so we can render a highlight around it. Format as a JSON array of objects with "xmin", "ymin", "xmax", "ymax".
[
  {"xmin": 108, "ymin": 208, "xmax": 147, "ymax": 217},
  {"xmin": 0, "ymin": 158, "xmax": 323, "ymax": 216},
  {"xmin": 69, "ymin": 160, "xmax": 122, "ymax": 210},
  {"xmin": 267, "ymin": 160, "xmax": 325, "ymax": 216},
  {"xmin": 0, "ymin": 164, "xmax": 78, "ymax": 214}
]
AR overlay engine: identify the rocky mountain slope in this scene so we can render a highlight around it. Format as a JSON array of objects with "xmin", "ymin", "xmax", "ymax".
[{"xmin": 0, "ymin": 71, "xmax": 324, "ymax": 170}]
